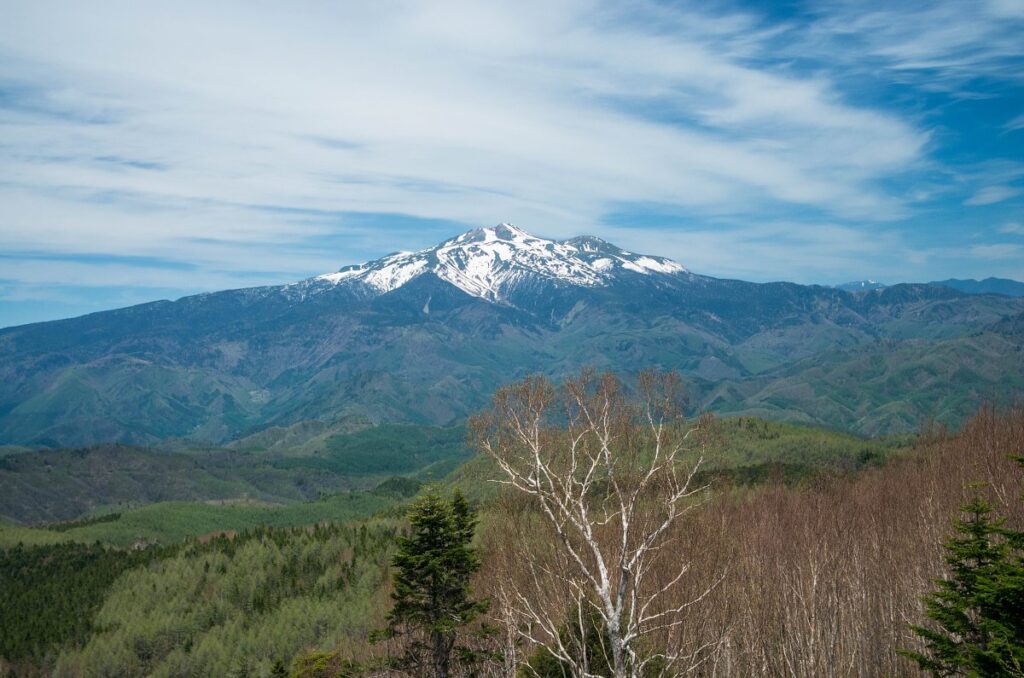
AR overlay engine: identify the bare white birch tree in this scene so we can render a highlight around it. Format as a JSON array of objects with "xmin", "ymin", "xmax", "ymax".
[{"xmin": 470, "ymin": 370, "xmax": 720, "ymax": 678}]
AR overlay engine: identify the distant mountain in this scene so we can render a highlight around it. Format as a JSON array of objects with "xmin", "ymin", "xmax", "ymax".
[
  {"xmin": 1, "ymin": 224, "xmax": 1022, "ymax": 446},
  {"xmin": 835, "ymin": 280, "xmax": 887, "ymax": 292},
  {"xmin": 309, "ymin": 223, "xmax": 686, "ymax": 306},
  {"xmin": 929, "ymin": 278, "xmax": 1024, "ymax": 297}
]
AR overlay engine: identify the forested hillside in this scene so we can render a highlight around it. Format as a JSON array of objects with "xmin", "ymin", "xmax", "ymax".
[
  {"xmin": 2, "ymin": 402, "xmax": 1021, "ymax": 676},
  {"xmin": 0, "ymin": 424, "xmax": 470, "ymax": 525}
]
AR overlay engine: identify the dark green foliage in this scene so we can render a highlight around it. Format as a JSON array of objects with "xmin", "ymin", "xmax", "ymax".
[
  {"xmin": 0, "ymin": 541, "xmax": 175, "ymax": 663},
  {"xmin": 275, "ymin": 425, "xmax": 471, "ymax": 477},
  {"xmin": 0, "ymin": 443, "xmax": 368, "ymax": 525},
  {"xmin": 381, "ymin": 490, "xmax": 488, "ymax": 677},
  {"xmin": 525, "ymin": 607, "xmax": 615, "ymax": 678},
  {"xmin": 46, "ymin": 511, "xmax": 122, "ymax": 532},
  {"xmin": 288, "ymin": 651, "xmax": 363, "ymax": 678},
  {"xmin": 373, "ymin": 475, "xmax": 425, "ymax": 499},
  {"xmin": 522, "ymin": 608, "xmax": 670, "ymax": 677},
  {"xmin": 0, "ymin": 424, "xmax": 470, "ymax": 526},
  {"xmin": 902, "ymin": 497, "xmax": 1024, "ymax": 676}
]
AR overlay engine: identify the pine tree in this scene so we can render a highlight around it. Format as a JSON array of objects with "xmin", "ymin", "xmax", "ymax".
[
  {"xmin": 902, "ymin": 496, "xmax": 1024, "ymax": 676},
  {"xmin": 381, "ymin": 489, "xmax": 488, "ymax": 678}
]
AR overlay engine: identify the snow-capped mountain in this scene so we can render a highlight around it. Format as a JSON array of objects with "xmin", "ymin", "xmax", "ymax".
[
  {"xmin": 3, "ymin": 221, "xmax": 1022, "ymax": 447},
  {"xmin": 308, "ymin": 223, "xmax": 687, "ymax": 305}
]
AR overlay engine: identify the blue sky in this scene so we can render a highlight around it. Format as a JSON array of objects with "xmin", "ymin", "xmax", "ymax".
[{"xmin": 1, "ymin": 0, "xmax": 1022, "ymax": 328}]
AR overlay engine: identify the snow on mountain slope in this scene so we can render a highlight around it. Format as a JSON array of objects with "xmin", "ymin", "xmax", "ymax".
[{"xmin": 311, "ymin": 223, "xmax": 687, "ymax": 305}]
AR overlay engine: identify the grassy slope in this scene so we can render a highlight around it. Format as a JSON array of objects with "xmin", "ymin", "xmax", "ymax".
[{"xmin": 0, "ymin": 519, "xmax": 69, "ymax": 548}]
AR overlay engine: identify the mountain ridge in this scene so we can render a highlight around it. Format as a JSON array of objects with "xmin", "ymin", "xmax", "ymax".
[
  {"xmin": 1, "ymin": 225, "xmax": 1022, "ymax": 446},
  {"xmin": 299, "ymin": 223, "xmax": 688, "ymax": 308}
]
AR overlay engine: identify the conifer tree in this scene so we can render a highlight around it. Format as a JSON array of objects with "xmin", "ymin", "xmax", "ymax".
[
  {"xmin": 902, "ymin": 496, "xmax": 1024, "ymax": 676},
  {"xmin": 381, "ymin": 489, "xmax": 488, "ymax": 677}
]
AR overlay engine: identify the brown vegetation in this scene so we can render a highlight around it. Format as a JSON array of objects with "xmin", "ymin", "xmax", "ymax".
[
  {"xmin": 474, "ymin": 403, "xmax": 1024, "ymax": 676},
  {"xmin": 470, "ymin": 370, "xmax": 718, "ymax": 676}
]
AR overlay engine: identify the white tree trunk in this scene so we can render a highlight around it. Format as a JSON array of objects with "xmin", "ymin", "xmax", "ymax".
[{"xmin": 472, "ymin": 370, "xmax": 721, "ymax": 677}]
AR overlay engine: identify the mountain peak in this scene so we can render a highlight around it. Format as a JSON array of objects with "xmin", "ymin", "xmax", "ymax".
[
  {"xmin": 312, "ymin": 224, "xmax": 687, "ymax": 306},
  {"xmin": 447, "ymin": 222, "xmax": 532, "ymax": 245}
]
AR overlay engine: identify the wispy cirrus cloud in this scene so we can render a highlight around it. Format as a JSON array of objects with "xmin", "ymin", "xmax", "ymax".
[
  {"xmin": 0, "ymin": 0, "xmax": 1021, "ymax": 326},
  {"xmin": 796, "ymin": 0, "xmax": 1024, "ymax": 89},
  {"xmin": 965, "ymin": 186, "xmax": 1022, "ymax": 205}
]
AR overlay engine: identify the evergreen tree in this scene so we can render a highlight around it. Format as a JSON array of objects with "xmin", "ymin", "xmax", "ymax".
[
  {"xmin": 271, "ymin": 658, "xmax": 288, "ymax": 678},
  {"xmin": 380, "ymin": 489, "xmax": 488, "ymax": 677},
  {"xmin": 902, "ymin": 496, "xmax": 1024, "ymax": 676}
]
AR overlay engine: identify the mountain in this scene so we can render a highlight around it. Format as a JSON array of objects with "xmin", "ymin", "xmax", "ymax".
[
  {"xmin": 1, "ymin": 224, "xmax": 1022, "ymax": 446},
  {"xmin": 309, "ymin": 223, "xmax": 686, "ymax": 306},
  {"xmin": 832, "ymin": 278, "xmax": 1024, "ymax": 297},
  {"xmin": 835, "ymin": 280, "xmax": 886, "ymax": 292},
  {"xmin": 929, "ymin": 277, "xmax": 1024, "ymax": 297}
]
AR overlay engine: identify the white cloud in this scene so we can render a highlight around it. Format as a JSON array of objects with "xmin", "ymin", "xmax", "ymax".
[
  {"xmin": 969, "ymin": 242, "xmax": 1024, "ymax": 259},
  {"xmin": 0, "ymin": 3, "xmax": 927, "ymax": 273},
  {"xmin": 798, "ymin": 0, "xmax": 1024, "ymax": 89},
  {"xmin": 598, "ymin": 221, "xmax": 914, "ymax": 284},
  {"xmin": 965, "ymin": 185, "xmax": 1021, "ymax": 206},
  {"xmin": 0, "ymin": 0, "xmax": 1020, "ymax": 314},
  {"xmin": 1006, "ymin": 114, "xmax": 1024, "ymax": 132},
  {"xmin": 1000, "ymin": 222, "xmax": 1024, "ymax": 234}
]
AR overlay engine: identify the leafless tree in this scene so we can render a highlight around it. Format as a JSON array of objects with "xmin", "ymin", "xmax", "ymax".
[{"xmin": 470, "ymin": 369, "xmax": 720, "ymax": 677}]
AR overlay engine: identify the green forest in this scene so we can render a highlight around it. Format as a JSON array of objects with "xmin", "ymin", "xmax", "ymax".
[{"xmin": 1, "ymin": 374, "xmax": 1022, "ymax": 677}]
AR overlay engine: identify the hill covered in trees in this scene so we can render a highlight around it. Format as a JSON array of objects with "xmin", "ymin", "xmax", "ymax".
[
  {"xmin": 2, "ymin": 399, "xmax": 1021, "ymax": 676},
  {"xmin": 0, "ymin": 423, "xmax": 470, "ymax": 525}
]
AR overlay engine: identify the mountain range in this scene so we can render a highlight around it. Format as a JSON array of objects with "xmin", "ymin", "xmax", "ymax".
[
  {"xmin": 928, "ymin": 278, "xmax": 1024, "ymax": 297},
  {"xmin": 836, "ymin": 277, "xmax": 1024, "ymax": 296},
  {"xmin": 2, "ymin": 224, "xmax": 1022, "ymax": 447}
]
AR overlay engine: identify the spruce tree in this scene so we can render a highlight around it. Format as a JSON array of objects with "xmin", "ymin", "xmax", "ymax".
[
  {"xmin": 902, "ymin": 496, "xmax": 1024, "ymax": 676},
  {"xmin": 381, "ymin": 489, "xmax": 488, "ymax": 677}
]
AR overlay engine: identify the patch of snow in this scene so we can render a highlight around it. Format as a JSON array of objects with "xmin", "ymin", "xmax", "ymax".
[
  {"xmin": 307, "ymin": 224, "xmax": 688, "ymax": 305},
  {"xmin": 631, "ymin": 256, "xmax": 686, "ymax": 274}
]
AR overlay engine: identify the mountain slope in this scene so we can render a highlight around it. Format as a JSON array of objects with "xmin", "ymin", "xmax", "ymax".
[
  {"xmin": 305, "ymin": 223, "xmax": 687, "ymax": 305},
  {"xmin": 835, "ymin": 280, "xmax": 886, "ymax": 292},
  {"xmin": 1, "ymin": 225, "xmax": 1022, "ymax": 445},
  {"xmin": 930, "ymin": 277, "xmax": 1024, "ymax": 297}
]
